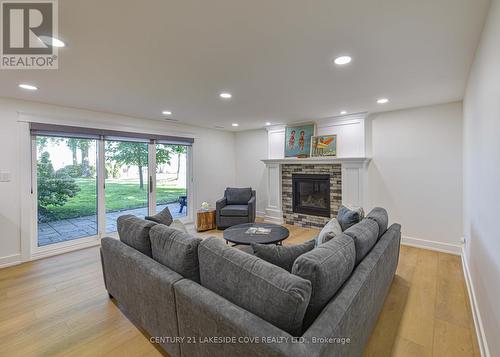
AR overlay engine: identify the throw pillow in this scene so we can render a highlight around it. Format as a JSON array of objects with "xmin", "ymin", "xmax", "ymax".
[
  {"xmin": 252, "ymin": 239, "xmax": 316, "ymax": 272},
  {"xmin": 145, "ymin": 206, "xmax": 173, "ymax": 226},
  {"xmin": 316, "ymin": 218, "xmax": 343, "ymax": 245},
  {"xmin": 337, "ymin": 205, "xmax": 362, "ymax": 231},
  {"xmin": 345, "ymin": 205, "xmax": 365, "ymax": 220},
  {"xmin": 170, "ymin": 219, "xmax": 188, "ymax": 233}
]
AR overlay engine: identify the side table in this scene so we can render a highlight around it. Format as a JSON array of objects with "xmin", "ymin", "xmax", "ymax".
[{"xmin": 196, "ymin": 209, "xmax": 216, "ymax": 232}]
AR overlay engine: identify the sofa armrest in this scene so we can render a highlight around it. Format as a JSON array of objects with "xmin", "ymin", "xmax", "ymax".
[
  {"xmin": 216, "ymin": 198, "xmax": 227, "ymax": 226},
  {"xmin": 302, "ymin": 224, "xmax": 401, "ymax": 357},
  {"xmin": 247, "ymin": 195, "xmax": 256, "ymax": 222},
  {"xmin": 174, "ymin": 279, "xmax": 310, "ymax": 357},
  {"xmin": 216, "ymin": 197, "xmax": 227, "ymax": 210},
  {"xmin": 100, "ymin": 237, "xmax": 184, "ymax": 357}
]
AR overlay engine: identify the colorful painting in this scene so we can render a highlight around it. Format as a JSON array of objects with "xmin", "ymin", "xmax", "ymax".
[
  {"xmin": 284, "ymin": 123, "xmax": 315, "ymax": 157},
  {"xmin": 311, "ymin": 135, "xmax": 337, "ymax": 157}
]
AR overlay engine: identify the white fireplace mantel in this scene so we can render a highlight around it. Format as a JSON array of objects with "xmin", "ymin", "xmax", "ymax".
[
  {"xmin": 262, "ymin": 157, "xmax": 371, "ymax": 166},
  {"xmin": 261, "ymin": 157, "xmax": 371, "ymax": 224}
]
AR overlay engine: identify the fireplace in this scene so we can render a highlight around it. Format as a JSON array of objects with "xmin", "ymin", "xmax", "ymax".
[{"xmin": 292, "ymin": 174, "xmax": 331, "ymax": 217}]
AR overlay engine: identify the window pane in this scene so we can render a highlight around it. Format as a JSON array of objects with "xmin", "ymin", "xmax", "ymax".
[
  {"xmin": 36, "ymin": 136, "xmax": 98, "ymax": 246},
  {"xmin": 104, "ymin": 140, "xmax": 149, "ymax": 233},
  {"xmin": 156, "ymin": 144, "xmax": 188, "ymax": 218}
]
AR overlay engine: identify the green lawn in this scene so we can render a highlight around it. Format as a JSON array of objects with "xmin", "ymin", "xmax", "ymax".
[{"xmin": 42, "ymin": 178, "xmax": 186, "ymax": 220}]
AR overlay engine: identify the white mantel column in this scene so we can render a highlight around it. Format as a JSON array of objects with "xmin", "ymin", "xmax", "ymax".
[{"xmin": 264, "ymin": 162, "xmax": 284, "ymax": 224}]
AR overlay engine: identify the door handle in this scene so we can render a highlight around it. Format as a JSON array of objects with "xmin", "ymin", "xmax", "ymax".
[{"xmin": 149, "ymin": 176, "xmax": 153, "ymax": 193}]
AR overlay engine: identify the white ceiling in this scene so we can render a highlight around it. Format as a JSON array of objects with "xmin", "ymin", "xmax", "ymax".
[{"xmin": 0, "ymin": 0, "xmax": 490, "ymax": 131}]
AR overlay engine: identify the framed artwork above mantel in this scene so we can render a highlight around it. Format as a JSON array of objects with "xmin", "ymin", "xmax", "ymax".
[
  {"xmin": 284, "ymin": 123, "xmax": 315, "ymax": 158},
  {"xmin": 311, "ymin": 135, "xmax": 337, "ymax": 157}
]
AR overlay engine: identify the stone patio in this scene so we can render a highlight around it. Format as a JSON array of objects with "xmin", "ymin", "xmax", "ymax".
[{"xmin": 38, "ymin": 202, "xmax": 186, "ymax": 246}]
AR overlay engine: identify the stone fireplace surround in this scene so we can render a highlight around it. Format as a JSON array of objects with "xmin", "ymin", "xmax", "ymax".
[
  {"xmin": 283, "ymin": 164, "xmax": 341, "ymax": 228},
  {"xmin": 261, "ymin": 157, "xmax": 371, "ymax": 227}
]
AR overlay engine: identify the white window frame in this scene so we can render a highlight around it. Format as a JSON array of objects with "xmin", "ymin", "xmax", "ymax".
[{"xmin": 27, "ymin": 133, "xmax": 194, "ymax": 260}]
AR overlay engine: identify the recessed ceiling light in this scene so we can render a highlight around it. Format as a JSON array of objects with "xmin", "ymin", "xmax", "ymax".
[
  {"xmin": 39, "ymin": 36, "xmax": 66, "ymax": 48},
  {"xmin": 340, "ymin": 111, "xmax": 347, "ymax": 115},
  {"xmin": 232, "ymin": 123, "xmax": 239, "ymax": 127},
  {"xmin": 162, "ymin": 110, "xmax": 172, "ymax": 115},
  {"xmin": 19, "ymin": 83, "xmax": 38, "ymax": 91},
  {"xmin": 377, "ymin": 98, "xmax": 389, "ymax": 104},
  {"xmin": 334, "ymin": 56, "xmax": 352, "ymax": 65},
  {"xmin": 220, "ymin": 92, "xmax": 232, "ymax": 99},
  {"xmin": 265, "ymin": 122, "xmax": 271, "ymax": 126}
]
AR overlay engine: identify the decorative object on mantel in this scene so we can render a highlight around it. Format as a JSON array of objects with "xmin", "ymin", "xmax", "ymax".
[
  {"xmin": 311, "ymin": 135, "xmax": 337, "ymax": 157},
  {"xmin": 284, "ymin": 123, "xmax": 315, "ymax": 158}
]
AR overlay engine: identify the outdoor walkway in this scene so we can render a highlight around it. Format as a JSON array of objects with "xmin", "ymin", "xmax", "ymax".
[{"xmin": 38, "ymin": 203, "xmax": 186, "ymax": 246}]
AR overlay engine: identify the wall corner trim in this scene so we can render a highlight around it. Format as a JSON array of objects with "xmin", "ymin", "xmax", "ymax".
[{"xmin": 462, "ymin": 248, "xmax": 491, "ymax": 357}]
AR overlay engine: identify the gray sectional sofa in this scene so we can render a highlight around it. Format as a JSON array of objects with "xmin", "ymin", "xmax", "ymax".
[{"xmin": 100, "ymin": 208, "xmax": 401, "ymax": 357}]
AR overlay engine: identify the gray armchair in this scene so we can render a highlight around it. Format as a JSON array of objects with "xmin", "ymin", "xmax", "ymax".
[{"xmin": 216, "ymin": 187, "xmax": 256, "ymax": 229}]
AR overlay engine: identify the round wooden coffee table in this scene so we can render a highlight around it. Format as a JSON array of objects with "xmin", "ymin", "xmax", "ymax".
[{"xmin": 223, "ymin": 223, "xmax": 289, "ymax": 246}]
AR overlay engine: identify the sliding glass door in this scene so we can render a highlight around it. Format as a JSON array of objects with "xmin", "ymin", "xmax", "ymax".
[
  {"xmin": 36, "ymin": 136, "xmax": 98, "ymax": 246},
  {"xmin": 104, "ymin": 140, "xmax": 150, "ymax": 233},
  {"xmin": 155, "ymin": 144, "xmax": 189, "ymax": 220},
  {"xmin": 32, "ymin": 128, "xmax": 192, "ymax": 250}
]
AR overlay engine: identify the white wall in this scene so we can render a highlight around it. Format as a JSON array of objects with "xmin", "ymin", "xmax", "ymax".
[
  {"xmin": 234, "ymin": 129, "xmax": 268, "ymax": 216},
  {"xmin": 238, "ymin": 104, "xmax": 463, "ymax": 253},
  {"xmin": 0, "ymin": 97, "xmax": 236, "ymax": 267},
  {"xmin": 367, "ymin": 102, "xmax": 463, "ymax": 251},
  {"xmin": 463, "ymin": 0, "xmax": 500, "ymax": 354}
]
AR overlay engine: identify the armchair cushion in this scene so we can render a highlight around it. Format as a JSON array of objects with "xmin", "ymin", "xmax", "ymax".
[
  {"xmin": 220, "ymin": 205, "xmax": 249, "ymax": 217},
  {"xmin": 226, "ymin": 187, "xmax": 252, "ymax": 205}
]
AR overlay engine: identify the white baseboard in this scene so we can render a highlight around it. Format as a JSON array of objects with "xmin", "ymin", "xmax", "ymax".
[
  {"xmin": 401, "ymin": 235, "xmax": 462, "ymax": 255},
  {"xmin": 0, "ymin": 254, "xmax": 22, "ymax": 269},
  {"xmin": 256, "ymin": 211, "xmax": 266, "ymax": 218},
  {"xmin": 461, "ymin": 248, "xmax": 491, "ymax": 357},
  {"xmin": 31, "ymin": 239, "xmax": 101, "ymax": 261}
]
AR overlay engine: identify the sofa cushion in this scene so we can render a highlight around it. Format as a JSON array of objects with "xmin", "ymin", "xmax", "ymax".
[
  {"xmin": 117, "ymin": 215, "xmax": 157, "ymax": 257},
  {"xmin": 316, "ymin": 218, "xmax": 343, "ymax": 245},
  {"xmin": 198, "ymin": 237, "xmax": 312, "ymax": 336},
  {"xmin": 149, "ymin": 224, "xmax": 202, "ymax": 282},
  {"xmin": 344, "ymin": 219, "xmax": 379, "ymax": 264},
  {"xmin": 252, "ymin": 239, "xmax": 316, "ymax": 272},
  {"xmin": 337, "ymin": 205, "xmax": 363, "ymax": 231},
  {"xmin": 226, "ymin": 187, "xmax": 252, "ymax": 205},
  {"xmin": 170, "ymin": 219, "xmax": 188, "ymax": 233},
  {"xmin": 292, "ymin": 234, "xmax": 356, "ymax": 330},
  {"xmin": 366, "ymin": 207, "xmax": 389, "ymax": 238},
  {"xmin": 220, "ymin": 204, "xmax": 249, "ymax": 217},
  {"xmin": 145, "ymin": 206, "xmax": 173, "ymax": 226}
]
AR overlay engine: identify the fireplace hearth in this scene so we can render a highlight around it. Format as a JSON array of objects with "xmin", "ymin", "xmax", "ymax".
[{"xmin": 292, "ymin": 174, "xmax": 331, "ymax": 217}]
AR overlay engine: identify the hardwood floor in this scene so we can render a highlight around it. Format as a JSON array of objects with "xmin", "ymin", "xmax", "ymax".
[{"xmin": 0, "ymin": 224, "xmax": 479, "ymax": 357}]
